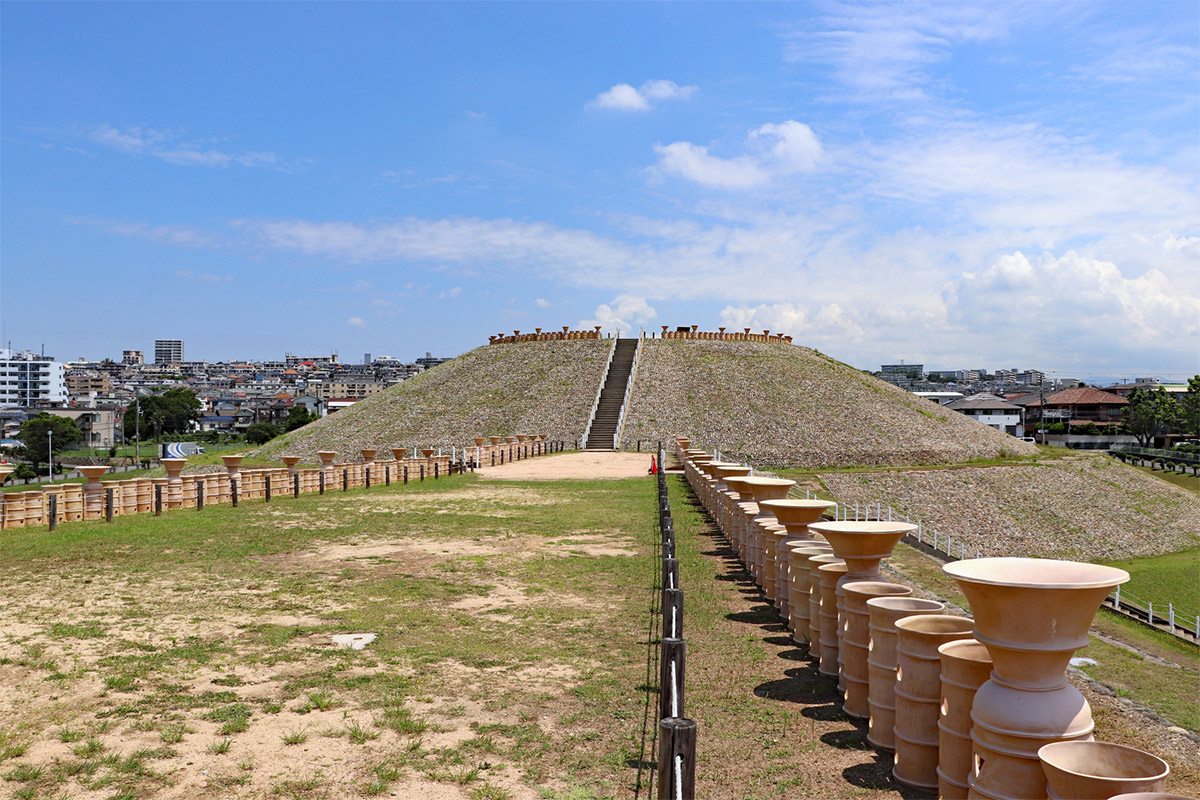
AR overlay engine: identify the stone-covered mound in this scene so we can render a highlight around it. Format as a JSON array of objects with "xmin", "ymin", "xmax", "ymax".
[
  {"xmin": 256, "ymin": 339, "xmax": 612, "ymax": 463},
  {"xmin": 624, "ymin": 339, "xmax": 1038, "ymax": 468},
  {"xmin": 820, "ymin": 456, "xmax": 1200, "ymax": 560}
]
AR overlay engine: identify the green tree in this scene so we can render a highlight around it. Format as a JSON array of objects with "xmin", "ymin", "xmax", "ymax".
[
  {"xmin": 1179, "ymin": 375, "xmax": 1200, "ymax": 438},
  {"xmin": 245, "ymin": 422, "xmax": 281, "ymax": 445},
  {"xmin": 1123, "ymin": 387, "xmax": 1178, "ymax": 447},
  {"xmin": 18, "ymin": 413, "xmax": 83, "ymax": 471},
  {"xmin": 124, "ymin": 388, "xmax": 202, "ymax": 440},
  {"xmin": 285, "ymin": 406, "xmax": 317, "ymax": 432}
]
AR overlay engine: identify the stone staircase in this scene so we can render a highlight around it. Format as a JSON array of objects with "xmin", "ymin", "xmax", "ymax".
[{"xmin": 584, "ymin": 338, "xmax": 638, "ymax": 450}]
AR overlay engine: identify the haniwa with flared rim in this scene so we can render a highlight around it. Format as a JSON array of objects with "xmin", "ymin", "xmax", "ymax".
[
  {"xmin": 1039, "ymin": 741, "xmax": 1169, "ymax": 800},
  {"xmin": 943, "ymin": 557, "xmax": 1129, "ymax": 800},
  {"xmin": 839, "ymin": 581, "xmax": 912, "ymax": 719}
]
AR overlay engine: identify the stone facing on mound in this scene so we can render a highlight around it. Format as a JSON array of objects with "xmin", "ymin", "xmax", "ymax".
[
  {"xmin": 821, "ymin": 457, "xmax": 1200, "ymax": 559},
  {"xmin": 255, "ymin": 339, "xmax": 613, "ymax": 463},
  {"xmin": 624, "ymin": 339, "xmax": 1038, "ymax": 468}
]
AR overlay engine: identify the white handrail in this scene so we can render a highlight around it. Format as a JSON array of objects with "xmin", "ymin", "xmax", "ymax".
[
  {"xmin": 613, "ymin": 333, "xmax": 643, "ymax": 449},
  {"xmin": 582, "ymin": 338, "xmax": 617, "ymax": 449}
]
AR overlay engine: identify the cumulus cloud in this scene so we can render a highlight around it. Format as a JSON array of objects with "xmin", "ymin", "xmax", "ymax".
[
  {"xmin": 347, "ymin": 316, "xmax": 366, "ymax": 327},
  {"xmin": 588, "ymin": 79, "xmax": 697, "ymax": 111},
  {"xmin": 175, "ymin": 269, "xmax": 227, "ymax": 283},
  {"xmin": 719, "ymin": 302, "xmax": 866, "ymax": 344},
  {"xmin": 535, "ymin": 298, "xmax": 551, "ymax": 308},
  {"xmin": 653, "ymin": 120, "xmax": 823, "ymax": 188},
  {"xmin": 579, "ymin": 295, "xmax": 657, "ymax": 336}
]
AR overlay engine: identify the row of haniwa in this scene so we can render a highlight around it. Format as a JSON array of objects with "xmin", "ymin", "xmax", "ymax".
[
  {"xmin": 0, "ymin": 434, "xmax": 553, "ymax": 530},
  {"xmin": 676, "ymin": 438, "xmax": 1191, "ymax": 800}
]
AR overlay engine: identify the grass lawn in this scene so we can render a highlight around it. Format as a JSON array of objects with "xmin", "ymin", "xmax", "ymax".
[
  {"xmin": 0, "ymin": 472, "xmax": 661, "ymax": 799},
  {"xmin": 1, "ymin": 466, "xmax": 1196, "ymax": 799},
  {"xmin": 1101, "ymin": 548, "xmax": 1200, "ymax": 620}
]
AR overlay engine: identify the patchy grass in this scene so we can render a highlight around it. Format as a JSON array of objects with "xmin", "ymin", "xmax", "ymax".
[{"xmin": 1102, "ymin": 548, "xmax": 1200, "ymax": 618}]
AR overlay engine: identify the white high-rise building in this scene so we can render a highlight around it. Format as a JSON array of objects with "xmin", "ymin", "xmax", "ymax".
[
  {"xmin": 155, "ymin": 339, "xmax": 184, "ymax": 364},
  {"xmin": 0, "ymin": 349, "xmax": 68, "ymax": 407}
]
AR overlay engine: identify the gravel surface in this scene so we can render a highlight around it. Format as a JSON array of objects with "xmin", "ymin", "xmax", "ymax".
[
  {"xmin": 624, "ymin": 339, "xmax": 1038, "ymax": 468},
  {"xmin": 255, "ymin": 339, "xmax": 612, "ymax": 463},
  {"xmin": 821, "ymin": 455, "xmax": 1200, "ymax": 559}
]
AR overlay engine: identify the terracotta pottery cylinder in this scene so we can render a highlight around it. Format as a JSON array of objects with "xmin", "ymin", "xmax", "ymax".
[
  {"xmin": 120, "ymin": 479, "xmax": 139, "ymax": 516},
  {"xmin": 159, "ymin": 455, "xmax": 184, "ymax": 506},
  {"xmin": 1108, "ymin": 795, "xmax": 1197, "ymax": 800},
  {"xmin": 788, "ymin": 543, "xmax": 833, "ymax": 643},
  {"xmin": 938, "ymin": 639, "xmax": 994, "ymax": 800},
  {"xmin": 676, "ymin": 437, "xmax": 691, "ymax": 451},
  {"xmin": 840, "ymin": 581, "xmax": 913, "ymax": 719},
  {"xmin": 817, "ymin": 561, "xmax": 849, "ymax": 678},
  {"xmin": 711, "ymin": 464, "xmax": 750, "ymax": 535},
  {"xmin": 809, "ymin": 521, "xmax": 917, "ymax": 689},
  {"xmin": 761, "ymin": 499, "xmax": 838, "ymax": 615},
  {"xmin": 1039, "ymin": 742, "xmax": 1169, "ymax": 800},
  {"xmin": 136, "ymin": 478, "xmax": 153, "ymax": 513},
  {"xmin": 2, "ymin": 490, "xmax": 24, "ymax": 528},
  {"xmin": 893, "ymin": 614, "xmax": 976, "ymax": 792},
  {"xmin": 866, "ymin": 597, "xmax": 947, "ymax": 750},
  {"xmin": 282, "ymin": 456, "xmax": 301, "ymax": 474},
  {"xmin": 181, "ymin": 476, "xmax": 198, "ymax": 508},
  {"xmin": 723, "ymin": 476, "xmax": 753, "ymax": 553},
  {"xmin": 729, "ymin": 477, "xmax": 758, "ymax": 563},
  {"xmin": 78, "ymin": 465, "xmax": 111, "ymax": 519},
  {"xmin": 503, "ymin": 436, "xmax": 515, "ymax": 444},
  {"xmin": 742, "ymin": 477, "xmax": 795, "ymax": 585},
  {"xmin": 943, "ymin": 558, "xmax": 1129, "ymax": 800},
  {"xmin": 808, "ymin": 554, "xmax": 844, "ymax": 662},
  {"xmin": 516, "ymin": 434, "xmax": 527, "ymax": 442},
  {"xmin": 23, "ymin": 491, "xmax": 44, "ymax": 526}
]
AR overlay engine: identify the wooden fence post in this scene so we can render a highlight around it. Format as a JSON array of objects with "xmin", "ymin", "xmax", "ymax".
[
  {"xmin": 197, "ymin": 481, "xmax": 205, "ymax": 511},
  {"xmin": 105, "ymin": 488, "xmax": 114, "ymax": 523},
  {"xmin": 232, "ymin": 481, "xmax": 239, "ymax": 507},
  {"xmin": 155, "ymin": 485, "xmax": 163, "ymax": 516},
  {"xmin": 656, "ymin": 717, "xmax": 697, "ymax": 800},
  {"xmin": 265, "ymin": 476, "xmax": 272, "ymax": 503},
  {"xmin": 48, "ymin": 494, "xmax": 57, "ymax": 531},
  {"xmin": 294, "ymin": 473, "xmax": 300, "ymax": 499},
  {"xmin": 659, "ymin": 638, "xmax": 686, "ymax": 722}
]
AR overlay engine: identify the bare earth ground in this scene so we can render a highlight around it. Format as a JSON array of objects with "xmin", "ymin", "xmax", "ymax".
[
  {"xmin": 476, "ymin": 451, "xmax": 654, "ymax": 481},
  {"xmin": 2, "ymin": 458, "xmax": 1196, "ymax": 800}
]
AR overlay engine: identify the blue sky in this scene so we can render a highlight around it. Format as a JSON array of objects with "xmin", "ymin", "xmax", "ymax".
[{"xmin": 2, "ymin": 1, "xmax": 1197, "ymax": 378}]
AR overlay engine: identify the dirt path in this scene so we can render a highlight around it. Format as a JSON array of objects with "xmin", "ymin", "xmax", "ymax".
[{"xmin": 476, "ymin": 450, "xmax": 656, "ymax": 480}]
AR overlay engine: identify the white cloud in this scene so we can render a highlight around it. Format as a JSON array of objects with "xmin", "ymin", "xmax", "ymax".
[
  {"xmin": 719, "ymin": 302, "xmax": 866, "ymax": 345},
  {"xmin": 587, "ymin": 79, "xmax": 697, "ymax": 111},
  {"xmin": 85, "ymin": 124, "xmax": 289, "ymax": 170},
  {"xmin": 535, "ymin": 298, "xmax": 551, "ymax": 308},
  {"xmin": 784, "ymin": 2, "xmax": 1029, "ymax": 101},
  {"xmin": 439, "ymin": 286, "xmax": 463, "ymax": 299},
  {"xmin": 175, "ymin": 269, "xmax": 227, "ymax": 283},
  {"xmin": 653, "ymin": 120, "xmax": 823, "ymax": 188},
  {"xmin": 347, "ymin": 316, "xmax": 366, "ymax": 327},
  {"xmin": 579, "ymin": 295, "xmax": 657, "ymax": 336},
  {"xmin": 88, "ymin": 219, "xmax": 217, "ymax": 247}
]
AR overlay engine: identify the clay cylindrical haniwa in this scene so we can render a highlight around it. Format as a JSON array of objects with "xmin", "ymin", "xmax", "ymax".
[
  {"xmin": 943, "ymin": 558, "xmax": 1129, "ymax": 800},
  {"xmin": 282, "ymin": 456, "xmax": 301, "ymax": 474},
  {"xmin": 489, "ymin": 436, "xmax": 503, "ymax": 447},
  {"xmin": 676, "ymin": 437, "xmax": 691, "ymax": 451},
  {"xmin": 840, "ymin": 581, "xmax": 912, "ymax": 719},
  {"xmin": 723, "ymin": 476, "xmax": 755, "ymax": 557},
  {"xmin": 711, "ymin": 464, "xmax": 750, "ymax": 535},
  {"xmin": 1038, "ymin": 742, "xmax": 1169, "ymax": 800},
  {"xmin": 742, "ymin": 478, "xmax": 795, "ymax": 586},
  {"xmin": 866, "ymin": 596, "xmax": 946, "ymax": 750},
  {"xmin": 788, "ymin": 543, "xmax": 833, "ymax": 643},
  {"xmin": 136, "ymin": 478, "xmax": 153, "ymax": 513},
  {"xmin": 22, "ymin": 490, "xmax": 44, "ymax": 526},
  {"xmin": 78, "ymin": 465, "xmax": 112, "ymax": 519},
  {"xmin": 808, "ymin": 554, "xmax": 844, "ymax": 662},
  {"xmin": 1108, "ymin": 795, "xmax": 1196, "ymax": 800},
  {"xmin": 937, "ymin": 639, "xmax": 993, "ymax": 800},
  {"xmin": 809, "ymin": 521, "xmax": 917, "ymax": 689},
  {"xmin": 817, "ymin": 561, "xmax": 849, "ymax": 679},
  {"xmin": 761, "ymin": 499, "xmax": 837, "ymax": 619},
  {"xmin": 120, "ymin": 479, "xmax": 139, "ymax": 516},
  {"xmin": 892, "ymin": 614, "xmax": 975, "ymax": 792}
]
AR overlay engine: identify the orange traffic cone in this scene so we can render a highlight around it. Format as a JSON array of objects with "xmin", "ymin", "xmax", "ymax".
[{"xmin": 649, "ymin": 455, "xmax": 658, "ymax": 475}]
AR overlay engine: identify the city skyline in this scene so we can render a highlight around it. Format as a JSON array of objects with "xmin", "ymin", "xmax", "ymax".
[{"xmin": 2, "ymin": 2, "xmax": 1197, "ymax": 375}]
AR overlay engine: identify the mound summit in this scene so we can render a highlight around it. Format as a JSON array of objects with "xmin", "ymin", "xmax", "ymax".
[{"xmin": 261, "ymin": 337, "xmax": 1036, "ymax": 468}]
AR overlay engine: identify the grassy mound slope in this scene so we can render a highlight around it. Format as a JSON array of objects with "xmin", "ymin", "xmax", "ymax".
[
  {"xmin": 624, "ymin": 339, "xmax": 1037, "ymax": 467},
  {"xmin": 819, "ymin": 454, "xmax": 1200, "ymax": 560},
  {"xmin": 256, "ymin": 339, "xmax": 612, "ymax": 463}
]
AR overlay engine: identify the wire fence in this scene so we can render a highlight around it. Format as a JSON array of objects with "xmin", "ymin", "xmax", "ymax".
[{"xmin": 647, "ymin": 443, "xmax": 697, "ymax": 799}]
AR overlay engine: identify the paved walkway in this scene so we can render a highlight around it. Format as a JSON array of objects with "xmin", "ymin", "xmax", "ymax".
[{"xmin": 476, "ymin": 450, "xmax": 656, "ymax": 480}]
